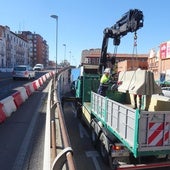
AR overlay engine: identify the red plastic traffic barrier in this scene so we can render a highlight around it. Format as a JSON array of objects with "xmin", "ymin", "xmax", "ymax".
[
  {"xmin": 33, "ymin": 81, "xmax": 38, "ymax": 90},
  {"xmin": 38, "ymin": 78, "xmax": 43, "ymax": 86},
  {"xmin": 12, "ymin": 91, "xmax": 23, "ymax": 108},
  {"xmin": 24, "ymin": 84, "xmax": 32, "ymax": 96},
  {"xmin": 0, "ymin": 103, "xmax": 6, "ymax": 123},
  {"xmin": 42, "ymin": 75, "xmax": 46, "ymax": 82},
  {"xmin": 45, "ymin": 73, "xmax": 49, "ymax": 79}
]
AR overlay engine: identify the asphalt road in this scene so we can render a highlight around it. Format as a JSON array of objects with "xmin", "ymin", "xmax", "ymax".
[
  {"xmin": 62, "ymin": 93, "xmax": 111, "ymax": 170},
  {"xmin": 0, "ymin": 78, "xmax": 49, "ymax": 170},
  {"xmin": 0, "ymin": 71, "xmax": 47, "ymax": 100}
]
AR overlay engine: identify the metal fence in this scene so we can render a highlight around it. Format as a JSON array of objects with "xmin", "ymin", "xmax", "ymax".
[{"xmin": 43, "ymin": 68, "xmax": 76, "ymax": 170}]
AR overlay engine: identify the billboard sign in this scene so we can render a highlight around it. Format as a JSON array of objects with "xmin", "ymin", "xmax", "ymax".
[{"xmin": 160, "ymin": 41, "xmax": 170, "ymax": 59}]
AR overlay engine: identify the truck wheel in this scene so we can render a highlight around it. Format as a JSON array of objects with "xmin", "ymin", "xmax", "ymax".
[{"xmin": 99, "ymin": 132, "xmax": 109, "ymax": 164}]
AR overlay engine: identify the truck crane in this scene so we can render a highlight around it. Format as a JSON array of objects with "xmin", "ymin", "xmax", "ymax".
[
  {"xmin": 99, "ymin": 9, "xmax": 143, "ymax": 73},
  {"xmin": 68, "ymin": 9, "xmax": 170, "ymax": 170}
]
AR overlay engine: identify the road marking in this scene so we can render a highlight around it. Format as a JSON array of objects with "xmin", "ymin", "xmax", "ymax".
[
  {"xmin": 78, "ymin": 123, "xmax": 89, "ymax": 138},
  {"xmin": 70, "ymin": 103, "xmax": 77, "ymax": 117},
  {"xmin": 86, "ymin": 151, "xmax": 101, "ymax": 170}
]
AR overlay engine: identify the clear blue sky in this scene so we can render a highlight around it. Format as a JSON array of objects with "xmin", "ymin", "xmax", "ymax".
[{"xmin": 1, "ymin": 0, "xmax": 170, "ymax": 66}]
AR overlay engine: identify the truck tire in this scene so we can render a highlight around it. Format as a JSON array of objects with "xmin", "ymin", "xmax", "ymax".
[{"xmin": 99, "ymin": 132, "xmax": 110, "ymax": 164}]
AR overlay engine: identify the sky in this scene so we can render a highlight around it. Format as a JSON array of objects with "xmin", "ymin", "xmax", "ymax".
[{"xmin": 1, "ymin": 0, "xmax": 170, "ymax": 66}]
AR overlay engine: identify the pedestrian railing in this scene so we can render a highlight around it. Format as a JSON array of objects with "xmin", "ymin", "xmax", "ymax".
[{"xmin": 44, "ymin": 68, "xmax": 76, "ymax": 170}]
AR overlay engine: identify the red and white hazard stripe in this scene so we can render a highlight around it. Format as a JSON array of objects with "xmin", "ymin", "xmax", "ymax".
[{"xmin": 148, "ymin": 122, "xmax": 170, "ymax": 146}]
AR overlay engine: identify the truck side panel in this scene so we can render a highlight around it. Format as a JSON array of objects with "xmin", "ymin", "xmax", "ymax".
[
  {"xmin": 91, "ymin": 92, "xmax": 137, "ymax": 153},
  {"xmin": 138, "ymin": 111, "xmax": 170, "ymax": 154},
  {"xmin": 91, "ymin": 92, "xmax": 170, "ymax": 158}
]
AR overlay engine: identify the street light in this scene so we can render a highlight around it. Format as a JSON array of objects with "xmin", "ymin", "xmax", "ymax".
[
  {"xmin": 63, "ymin": 44, "xmax": 66, "ymax": 61},
  {"xmin": 69, "ymin": 51, "xmax": 71, "ymax": 65},
  {"xmin": 50, "ymin": 14, "xmax": 58, "ymax": 72}
]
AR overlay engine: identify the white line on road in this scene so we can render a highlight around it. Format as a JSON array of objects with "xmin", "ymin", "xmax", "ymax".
[{"xmin": 70, "ymin": 103, "xmax": 77, "ymax": 117}]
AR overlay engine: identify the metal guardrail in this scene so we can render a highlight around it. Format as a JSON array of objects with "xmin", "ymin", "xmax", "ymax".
[{"xmin": 43, "ymin": 70, "xmax": 76, "ymax": 170}]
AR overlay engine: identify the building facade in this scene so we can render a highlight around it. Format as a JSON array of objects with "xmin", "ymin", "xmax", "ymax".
[
  {"xmin": 0, "ymin": 25, "xmax": 49, "ymax": 68},
  {"xmin": 148, "ymin": 41, "xmax": 170, "ymax": 83},
  {"xmin": 81, "ymin": 48, "xmax": 148, "ymax": 72},
  {"xmin": 0, "ymin": 25, "xmax": 29, "ymax": 68},
  {"xmin": 18, "ymin": 31, "xmax": 49, "ymax": 67}
]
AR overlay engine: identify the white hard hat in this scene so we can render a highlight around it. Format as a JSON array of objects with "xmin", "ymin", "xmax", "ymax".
[{"xmin": 104, "ymin": 68, "xmax": 110, "ymax": 73}]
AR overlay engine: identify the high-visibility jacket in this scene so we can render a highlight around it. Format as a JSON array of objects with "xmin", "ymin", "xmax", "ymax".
[
  {"xmin": 100, "ymin": 74, "xmax": 110, "ymax": 85},
  {"xmin": 97, "ymin": 74, "xmax": 110, "ymax": 96}
]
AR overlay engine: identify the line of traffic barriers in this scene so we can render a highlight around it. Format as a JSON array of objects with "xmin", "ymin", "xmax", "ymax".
[{"xmin": 0, "ymin": 71, "xmax": 55, "ymax": 123}]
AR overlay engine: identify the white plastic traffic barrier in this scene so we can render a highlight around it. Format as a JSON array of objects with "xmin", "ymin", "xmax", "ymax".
[
  {"xmin": 29, "ymin": 82, "xmax": 35, "ymax": 93},
  {"xmin": 14, "ymin": 87, "xmax": 28, "ymax": 102},
  {"xmin": 45, "ymin": 73, "xmax": 50, "ymax": 79},
  {"xmin": 12, "ymin": 91, "xmax": 23, "ymax": 108},
  {"xmin": 0, "ymin": 96, "xmax": 17, "ymax": 117},
  {"xmin": 33, "ymin": 79, "xmax": 40, "ymax": 90},
  {"xmin": 38, "ymin": 77, "xmax": 43, "ymax": 86},
  {"xmin": 42, "ymin": 75, "xmax": 46, "ymax": 82},
  {"xmin": 24, "ymin": 82, "xmax": 35, "ymax": 96}
]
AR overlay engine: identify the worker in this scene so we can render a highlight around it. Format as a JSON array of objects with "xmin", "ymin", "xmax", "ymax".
[{"xmin": 97, "ymin": 68, "xmax": 111, "ymax": 96}]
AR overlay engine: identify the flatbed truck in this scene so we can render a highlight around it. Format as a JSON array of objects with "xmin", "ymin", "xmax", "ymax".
[
  {"xmin": 70, "ymin": 9, "xmax": 170, "ymax": 169},
  {"xmin": 74, "ymin": 65, "xmax": 170, "ymax": 169}
]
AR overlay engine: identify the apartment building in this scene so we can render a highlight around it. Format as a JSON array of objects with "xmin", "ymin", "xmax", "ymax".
[
  {"xmin": 0, "ymin": 25, "xmax": 49, "ymax": 68},
  {"xmin": 148, "ymin": 41, "xmax": 170, "ymax": 83},
  {"xmin": 18, "ymin": 31, "xmax": 49, "ymax": 67},
  {"xmin": 0, "ymin": 25, "xmax": 29, "ymax": 68}
]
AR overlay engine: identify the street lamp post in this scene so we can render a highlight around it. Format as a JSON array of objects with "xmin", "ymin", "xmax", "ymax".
[
  {"xmin": 69, "ymin": 51, "xmax": 71, "ymax": 65},
  {"xmin": 63, "ymin": 44, "xmax": 66, "ymax": 61},
  {"xmin": 50, "ymin": 15, "xmax": 58, "ymax": 72}
]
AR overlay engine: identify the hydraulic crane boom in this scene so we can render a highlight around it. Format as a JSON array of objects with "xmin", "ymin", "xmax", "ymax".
[{"xmin": 99, "ymin": 9, "xmax": 144, "ymax": 73}]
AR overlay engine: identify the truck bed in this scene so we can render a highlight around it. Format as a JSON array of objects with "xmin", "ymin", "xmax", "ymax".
[{"xmin": 91, "ymin": 92, "xmax": 170, "ymax": 158}]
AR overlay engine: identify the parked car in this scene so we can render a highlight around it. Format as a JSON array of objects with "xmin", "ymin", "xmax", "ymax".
[
  {"xmin": 12, "ymin": 65, "xmax": 35, "ymax": 80},
  {"xmin": 33, "ymin": 64, "xmax": 44, "ymax": 71},
  {"xmin": 161, "ymin": 87, "xmax": 170, "ymax": 97}
]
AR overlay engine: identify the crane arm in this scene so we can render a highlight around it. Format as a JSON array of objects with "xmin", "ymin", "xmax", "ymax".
[{"xmin": 99, "ymin": 9, "xmax": 144, "ymax": 73}]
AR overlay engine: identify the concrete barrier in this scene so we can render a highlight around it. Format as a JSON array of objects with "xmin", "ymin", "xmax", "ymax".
[
  {"xmin": 0, "ymin": 96, "xmax": 17, "ymax": 117},
  {"xmin": 118, "ymin": 71, "xmax": 135, "ymax": 93},
  {"xmin": 118, "ymin": 70, "xmax": 162, "ymax": 95}
]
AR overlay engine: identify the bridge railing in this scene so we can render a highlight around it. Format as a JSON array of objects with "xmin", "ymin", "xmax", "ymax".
[{"xmin": 43, "ymin": 68, "xmax": 76, "ymax": 170}]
